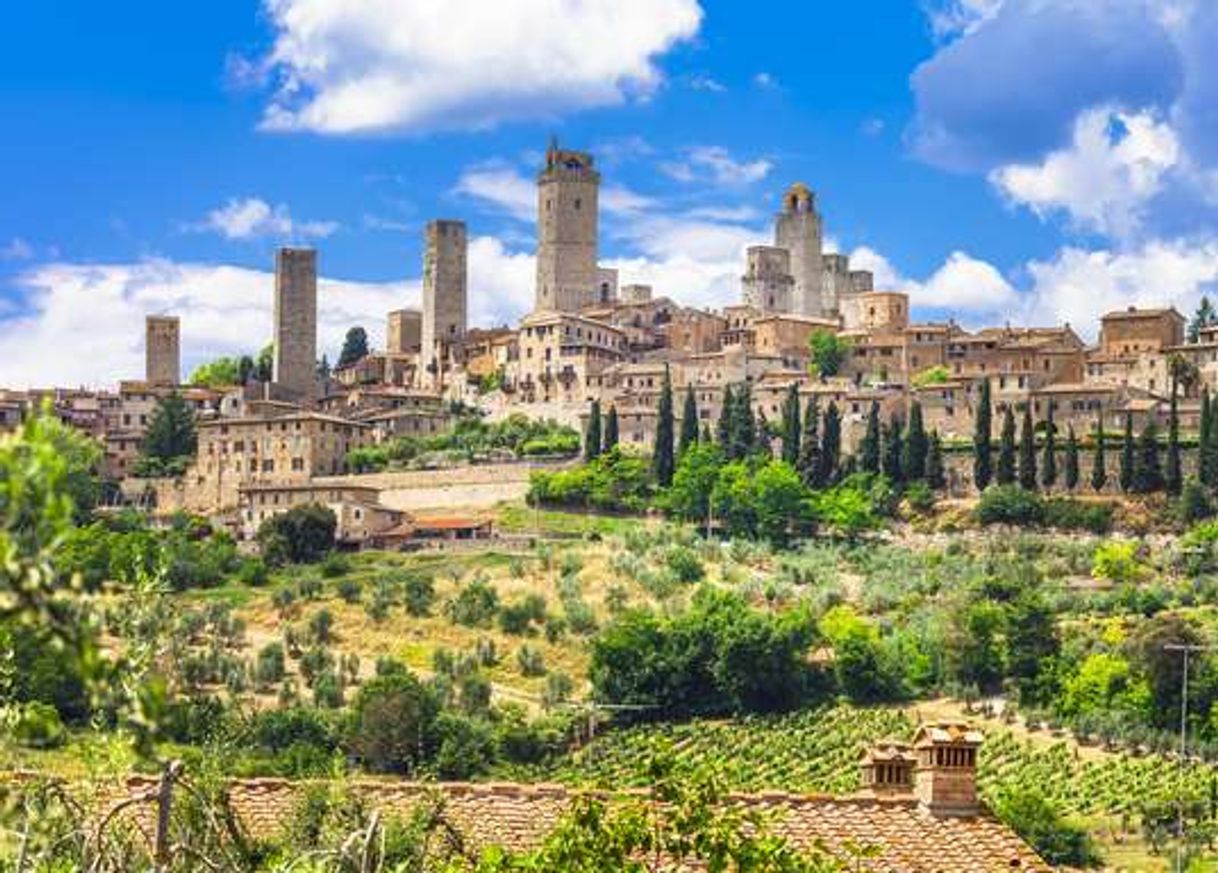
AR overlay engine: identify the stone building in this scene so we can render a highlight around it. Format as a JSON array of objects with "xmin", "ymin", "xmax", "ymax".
[
  {"xmin": 420, "ymin": 220, "xmax": 468, "ymax": 390},
  {"xmin": 774, "ymin": 183, "xmax": 825, "ymax": 316},
  {"xmin": 511, "ymin": 311, "xmax": 626, "ymax": 408},
  {"xmin": 272, "ymin": 247, "xmax": 318, "ymax": 401},
  {"xmin": 535, "ymin": 139, "xmax": 600, "ymax": 313},
  {"xmin": 1099, "ymin": 306, "xmax": 1185, "ymax": 357},
  {"xmin": 144, "ymin": 315, "xmax": 180, "ymax": 387},
  {"xmin": 741, "ymin": 246, "xmax": 794, "ymax": 314},
  {"xmin": 386, "ymin": 308, "xmax": 422, "ymax": 354}
]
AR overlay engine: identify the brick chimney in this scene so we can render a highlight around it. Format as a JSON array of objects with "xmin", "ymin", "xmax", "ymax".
[
  {"xmin": 859, "ymin": 741, "xmax": 916, "ymax": 796},
  {"xmin": 912, "ymin": 722, "xmax": 983, "ymax": 817}
]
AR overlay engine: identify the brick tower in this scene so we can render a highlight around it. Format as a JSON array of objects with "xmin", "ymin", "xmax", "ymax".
[
  {"xmin": 420, "ymin": 220, "xmax": 468, "ymax": 389},
  {"xmin": 535, "ymin": 138, "xmax": 600, "ymax": 313},
  {"xmin": 145, "ymin": 315, "xmax": 180, "ymax": 386},
  {"xmin": 272, "ymin": 247, "xmax": 318, "ymax": 401},
  {"xmin": 774, "ymin": 183, "xmax": 825, "ymax": 317}
]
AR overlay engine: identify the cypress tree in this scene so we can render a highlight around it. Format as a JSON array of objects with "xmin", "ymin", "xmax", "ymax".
[
  {"xmin": 797, "ymin": 396, "xmax": 821, "ymax": 487},
  {"xmin": 902, "ymin": 401, "xmax": 928, "ymax": 481},
  {"xmin": 679, "ymin": 385, "xmax": 699, "ymax": 457},
  {"xmin": 603, "ymin": 405, "xmax": 619, "ymax": 453},
  {"xmin": 817, "ymin": 401, "xmax": 842, "ymax": 487},
  {"xmin": 1091, "ymin": 417, "xmax": 1107, "ymax": 492},
  {"xmin": 1201, "ymin": 389, "xmax": 1214, "ymax": 486},
  {"xmin": 996, "ymin": 405, "xmax": 1017, "ymax": 486},
  {"xmin": 717, "ymin": 385, "xmax": 734, "ymax": 455},
  {"xmin": 1041, "ymin": 404, "xmax": 1057, "ymax": 490},
  {"xmin": 1133, "ymin": 421, "xmax": 1164, "ymax": 493},
  {"xmin": 1064, "ymin": 425, "xmax": 1080, "ymax": 491},
  {"xmin": 1205, "ymin": 391, "xmax": 1218, "ymax": 488},
  {"xmin": 1018, "ymin": 405, "xmax": 1037, "ymax": 490},
  {"xmin": 1166, "ymin": 384, "xmax": 1182, "ymax": 496},
  {"xmin": 860, "ymin": 401, "xmax": 881, "ymax": 474},
  {"xmin": 584, "ymin": 400, "xmax": 602, "ymax": 462},
  {"xmin": 755, "ymin": 410, "xmax": 772, "ymax": 459},
  {"xmin": 926, "ymin": 431, "xmax": 946, "ymax": 490},
  {"xmin": 781, "ymin": 383, "xmax": 801, "ymax": 465},
  {"xmin": 1119, "ymin": 412, "xmax": 1135, "ymax": 492},
  {"xmin": 973, "ymin": 378, "xmax": 993, "ymax": 491},
  {"xmin": 700, "ymin": 422, "xmax": 711, "ymax": 443},
  {"xmin": 652, "ymin": 365, "xmax": 675, "ymax": 487},
  {"xmin": 731, "ymin": 382, "xmax": 756, "ymax": 460},
  {"xmin": 883, "ymin": 413, "xmax": 904, "ymax": 483}
]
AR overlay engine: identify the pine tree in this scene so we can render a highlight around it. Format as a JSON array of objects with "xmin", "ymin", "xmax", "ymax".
[
  {"xmin": 1189, "ymin": 296, "xmax": 1216, "ymax": 343},
  {"xmin": 1064, "ymin": 425, "xmax": 1080, "ymax": 491},
  {"xmin": 860, "ymin": 401, "xmax": 881, "ymax": 474},
  {"xmin": 1018, "ymin": 405, "xmax": 1037, "ymax": 490},
  {"xmin": 1091, "ymin": 418, "xmax": 1108, "ymax": 492},
  {"xmin": 1133, "ymin": 421, "xmax": 1164, "ymax": 493},
  {"xmin": 731, "ymin": 382, "xmax": 756, "ymax": 460},
  {"xmin": 141, "ymin": 391, "xmax": 197, "ymax": 460},
  {"xmin": 652, "ymin": 365, "xmax": 675, "ymax": 487},
  {"xmin": 717, "ymin": 385, "xmax": 734, "ymax": 455},
  {"xmin": 902, "ymin": 401, "xmax": 928, "ymax": 481},
  {"xmin": 973, "ymin": 378, "xmax": 993, "ymax": 491},
  {"xmin": 1119, "ymin": 412, "xmax": 1135, "ymax": 492},
  {"xmin": 338, "ymin": 326, "xmax": 369, "ymax": 367},
  {"xmin": 882, "ymin": 413, "xmax": 904, "ymax": 483},
  {"xmin": 679, "ymin": 385, "xmax": 699, "ymax": 457},
  {"xmin": 797, "ymin": 397, "xmax": 821, "ymax": 487},
  {"xmin": 817, "ymin": 401, "xmax": 842, "ymax": 487},
  {"xmin": 996, "ymin": 405, "xmax": 1017, "ymax": 485},
  {"xmin": 926, "ymin": 431, "xmax": 946, "ymax": 490},
  {"xmin": 781, "ymin": 383, "xmax": 801, "ymax": 465},
  {"xmin": 1166, "ymin": 384, "xmax": 1182, "ymax": 496},
  {"xmin": 584, "ymin": 400, "xmax": 602, "ymax": 462},
  {"xmin": 1201, "ymin": 389, "xmax": 1214, "ymax": 486},
  {"xmin": 1040, "ymin": 404, "xmax": 1057, "ymax": 490},
  {"xmin": 603, "ymin": 405, "xmax": 619, "ymax": 453}
]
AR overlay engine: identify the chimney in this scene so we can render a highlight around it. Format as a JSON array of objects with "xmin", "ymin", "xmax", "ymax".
[
  {"xmin": 912, "ymin": 722, "xmax": 983, "ymax": 817},
  {"xmin": 859, "ymin": 741, "xmax": 916, "ymax": 796}
]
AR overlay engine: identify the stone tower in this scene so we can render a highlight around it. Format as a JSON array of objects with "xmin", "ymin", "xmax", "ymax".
[
  {"xmin": 535, "ymin": 138, "xmax": 600, "ymax": 312},
  {"xmin": 774, "ymin": 183, "xmax": 825, "ymax": 317},
  {"xmin": 386, "ymin": 308, "xmax": 422, "ymax": 354},
  {"xmin": 272, "ymin": 247, "xmax": 318, "ymax": 401},
  {"xmin": 420, "ymin": 220, "xmax": 468, "ymax": 389},
  {"xmin": 145, "ymin": 315, "xmax": 180, "ymax": 386},
  {"xmin": 742, "ymin": 246, "xmax": 794, "ymax": 313}
]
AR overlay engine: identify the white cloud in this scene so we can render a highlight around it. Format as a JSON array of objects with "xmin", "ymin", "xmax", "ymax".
[
  {"xmin": 687, "ymin": 73, "xmax": 726, "ymax": 93},
  {"xmin": 660, "ymin": 146, "xmax": 773, "ymax": 186},
  {"xmin": 990, "ymin": 106, "xmax": 1181, "ymax": 238},
  {"xmin": 848, "ymin": 246, "xmax": 1019, "ymax": 315},
  {"xmin": 752, "ymin": 72, "xmax": 779, "ymax": 89},
  {"xmin": 926, "ymin": 0, "xmax": 1004, "ymax": 40},
  {"xmin": 195, "ymin": 197, "xmax": 338, "ymax": 241},
  {"xmin": 0, "ymin": 238, "xmax": 34, "ymax": 261},
  {"xmin": 454, "ymin": 164, "xmax": 655, "ymax": 221},
  {"xmin": 256, "ymin": 0, "xmax": 703, "ymax": 134}
]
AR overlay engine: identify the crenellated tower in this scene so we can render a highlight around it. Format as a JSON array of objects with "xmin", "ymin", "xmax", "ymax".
[
  {"xmin": 774, "ymin": 182, "xmax": 825, "ymax": 317},
  {"xmin": 535, "ymin": 138, "xmax": 600, "ymax": 313}
]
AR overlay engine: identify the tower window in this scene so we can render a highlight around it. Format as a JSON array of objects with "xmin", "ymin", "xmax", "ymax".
[{"xmin": 574, "ymin": 198, "xmax": 581, "ymax": 210}]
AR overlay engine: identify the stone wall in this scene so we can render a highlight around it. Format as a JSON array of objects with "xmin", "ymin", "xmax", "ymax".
[
  {"xmin": 144, "ymin": 315, "xmax": 180, "ymax": 386},
  {"xmin": 272, "ymin": 248, "xmax": 318, "ymax": 401}
]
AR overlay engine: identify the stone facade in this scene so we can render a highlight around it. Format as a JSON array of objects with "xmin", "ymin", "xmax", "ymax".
[
  {"xmin": 386, "ymin": 308, "xmax": 421, "ymax": 354},
  {"xmin": 535, "ymin": 140, "xmax": 600, "ymax": 312},
  {"xmin": 144, "ymin": 315, "xmax": 180, "ymax": 386},
  {"xmin": 420, "ymin": 220, "xmax": 468, "ymax": 389},
  {"xmin": 774, "ymin": 183, "xmax": 825, "ymax": 316},
  {"xmin": 272, "ymin": 247, "xmax": 318, "ymax": 401},
  {"xmin": 742, "ymin": 246, "xmax": 794, "ymax": 313}
]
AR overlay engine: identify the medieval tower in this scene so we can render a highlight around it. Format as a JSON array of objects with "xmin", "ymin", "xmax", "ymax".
[
  {"xmin": 420, "ymin": 220, "xmax": 468, "ymax": 388},
  {"xmin": 535, "ymin": 138, "xmax": 600, "ymax": 313},
  {"xmin": 741, "ymin": 246, "xmax": 794, "ymax": 313},
  {"xmin": 272, "ymin": 247, "xmax": 318, "ymax": 400},
  {"xmin": 774, "ymin": 183, "xmax": 826, "ymax": 317},
  {"xmin": 144, "ymin": 315, "xmax": 180, "ymax": 386}
]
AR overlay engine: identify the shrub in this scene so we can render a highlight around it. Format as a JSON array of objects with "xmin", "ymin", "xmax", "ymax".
[
  {"xmin": 254, "ymin": 642, "xmax": 286, "ymax": 688},
  {"xmin": 498, "ymin": 595, "xmax": 547, "ymax": 635},
  {"xmin": 11, "ymin": 702, "xmax": 66, "ymax": 749},
  {"xmin": 904, "ymin": 481, "xmax": 935, "ymax": 514},
  {"xmin": 664, "ymin": 546, "xmax": 705, "ymax": 584},
  {"xmin": 236, "ymin": 557, "xmax": 270, "ymax": 587},
  {"xmin": 1091, "ymin": 541, "xmax": 1146, "ymax": 583},
  {"xmin": 336, "ymin": 578, "xmax": 362, "ymax": 604},
  {"xmin": 1042, "ymin": 498, "xmax": 1113, "ymax": 533},
  {"xmin": 402, "ymin": 574, "xmax": 436, "ymax": 617},
  {"xmin": 975, "ymin": 485, "xmax": 1044, "ymax": 527},
  {"xmin": 543, "ymin": 672, "xmax": 574, "ymax": 710},
  {"xmin": 257, "ymin": 504, "xmax": 337, "ymax": 566},
  {"xmin": 309, "ymin": 609, "xmax": 335, "ymax": 644},
  {"xmin": 433, "ymin": 713, "xmax": 496, "ymax": 779},
  {"xmin": 1178, "ymin": 477, "xmax": 1213, "ymax": 525},
  {"xmin": 312, "ymin": 671, "xmax": 344, "ymax": 708},
  {"xmin": 319, "ymin": 552, "xmax": 351, "ymax": 578},
  {"xmin": 446, "ymin": 578, "xmax": 500, "ymax": 627},
  {"xmin": 516, "ymin": 645, "xmax": 547, "ymax": 677}
]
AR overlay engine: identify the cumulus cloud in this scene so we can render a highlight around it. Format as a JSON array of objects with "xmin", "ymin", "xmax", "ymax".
[
  {"xmin": 848, "ymin": 246, "xmax": 1019, "ymax": 318},
  {"xmin": 256, "ymin": 0, "xmax": 703, "ymax": 134},
  {"xmin": 991, "ymin": 106, "xmax": 1180, "ymax": 238},
  {"xmin": 453, "ymin": 164, "xmax": 655, "ymax": 221},
  {"xmin": 924, "ymin": 0, "xmax": 1005, "ymax": 41},
  {"xmin": 195, "ymin": 197, "xmax": 338, "ymax": 241},
  {"xmin": 660, "ymin": 146, "xmax": 773, "ymax": 186}
]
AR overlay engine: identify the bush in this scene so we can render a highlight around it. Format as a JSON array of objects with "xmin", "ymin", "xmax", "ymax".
[
  {"xmin": 664, "ymin": 546, "xmax": 705, "ymax": 584},
  {"xmin": 904, "ymin": 481, "xmax": 935, "ymax": 514},
  {"xmin": 992, "ymin": 788, "xmax": 1101, "ymax": 867},
  {"xmin": 446, "ymin": 578, "xmax": 500, "ymax": 627},
  {"xmin": 402, "ymin": 574, "xmax": 436, "ymax": 617},
  {"xmin": 11, "ymin": 702, "xmax": 66, "ymax": 749},
  {"xmin": 254, "ymin": 642, "xmax": 286, "ymax": 688},
  {"xmin": 236, "ymin": 557, "xmax": 270, "ymax": 587},
  {"xmin": 516, "ymin": 644, "xmax": 547, "ymax": 677},
  {"xmin": 346, "ymin": 672, "xmax": 440, "ymax": 774},
  {"xmin": 319, "ymin": 552, "xmax": 351, "ymax": 578},
  {"xmin": 257, "ymin": 504, "xmax": 337, "ymax": 566},
  {"xmin": 975, "ymin": 485, "xmax": 1044, "ymax": 527},
  {"xmin": 433, "ymin": 713, "xmax": 496, "ymax": 779},
  {"xmin": 1091, "ymin": 541, "xmax": 1145, "ymax": 583},
  {"xmin": 309, "ymin": 609, "xmax": 335, "ymax": 644},
  {"xmin": 528, "ymin": 448, "xmax": 654, "ymax": 512},
  {"xmin": 498, "ymin": 594, "xmax": 547, "ymax": 636},
  {"xmin": 336, "ymin": 578, "xmax": 362, "ymax": 604}
]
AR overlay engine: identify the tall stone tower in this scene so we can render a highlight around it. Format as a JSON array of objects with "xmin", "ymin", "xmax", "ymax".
[
  {"xmin": 420, "ymin": 220, "xmax": 468, "ymax": 389},
  {"xmin": 535, "ymin": 138, "xmax": 600, "ymax": 312},
  {"xmin": 742, "ymin": 246, "xmax": 794, "ymax": 313},
  {"xmin": 774, "ymin": 183, "xmax": 825, "ymax": 317},
  {"xmin": 272, "ymin": 247, "xmax": 318, "ymax": 401},
  {"xmin": 145, "ymin": 315, "xmax": 180, "ymax": 386}
]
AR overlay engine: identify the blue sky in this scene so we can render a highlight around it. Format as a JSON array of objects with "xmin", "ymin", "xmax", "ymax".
[{"xmin": 1, "ymin": 0, "xmax": 1216, "ymax": 386}]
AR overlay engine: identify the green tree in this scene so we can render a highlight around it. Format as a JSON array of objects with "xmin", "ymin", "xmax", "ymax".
[
  {"xmin": 346, "ymin": 671, "xmax": 440, "ymax": 774},
  {"xmin": 926, "ymin": 431, "xmax": 946, "ymax": 490},
  {"xmin": 992, "ymin": 788, "xmax": 1101, "ymax": 868},
  {"xmin": 754, "ymin": 460, "xmax": 810, "ymax": 546},
  {"xmin": 1040, "ymin": 404, "xmax": 1057, "ymax": 490},
  {"xmin": 338, "ymin": 326, "xmax": 369, "ymax": 367},
  {"xmin": 729, "ymin": 382, "xmax": 755, "ymax": 460},
  {"xmin": 780, "ymin": 383, "xmax": 801, "ymax": 465},
  {"xmin": 603, "ymin": 404, "xmax": 619, "ymax": 453},
  {"xmin": 188, "ymin": 357, "xmax": 241, "ymax": 387},
  {"xmin": 1119, "ymin": 412, "xmax": 1135, "ymax": 492},
  {"xmin": 1189, "ymin": 295, "xmax": 1216, "ymax": 343},
  {"xmin": 1200, "ymin": 388, "xmax": 1213, "ymax": 486},
  {"xmin": 996, "ymin": 404, "xmax": 1017, "ymax": 486},
  {"xmin": 717, "ymin": 385, "xmax": 734, "ymax": 454},
  {"xmin": 755, "ymin": 410, "xmax": 772, "ymax": 459},
  {"xmin": 257, "ymin": 504, "xmax": 337, "ymax": 565},
  {"xmin": 1205, "ymin": 389, "xmax": 1218, "ymax": 487},
  {"xmin": 1017, "ymin": 406, "xmax": 1037, "ymax": 491},
  {"xmin": 1166, "ymin": 383, "xmax": 1182, "ymax": 495},
  {"xmin": 797, "ymin": 396, "xmax": 820, "ymax": 487},
  {"xmin": 1091, "ymin": 418, "xmax": 1108, "ymax": 492},
  {"xmin": 817, "ymin": 402, "xmax": 841, "ymax": 487},
  {"xmin": 138, "ymin": 391, "xmax": 197, "ymax": 476},
  {"xmin": 859, "ymin": 401, "xmax": 881, "ymax": 474},
  {"xmin": 316, "ymin": 353, "xmax": 331, "ymax": 380},
  {"xmin": 973, "ymin": 378, "xmax": 993, "ymax": 490},
  {"xmin": 882, "ymin": 413, "xmax": 903, "ymax": 483},
  {"xmin": 679, "ymin": 385, "xmax": 699, "ymax": 456},
  {"xmin": 584, "ymin": 400, "xmax": 602, "ymax": 462},
  {"xmin": 808, "ymin": 330, "xmax": 849, "ymax": 378},
  {"xmin": 665, "ymin": 442, "xmax": 724, "ymax": 531},
  {"xmin": 1064, "ymin": 425, "xmax": 1080, "ymax": 491},
  {"xmin": 653, "ymin": 365, "xmax": 676, "ymax": 487},
  {"xmin": 902, "ymin": 401, "xmax": 928, "ymax": 481},
  {"xmin": 255, "ymin": 342, "xmax": 274, "ymax": 382},
  {"xmin": 1132, "ymin": 421, "xmax": 1164, "ymax": 493}
]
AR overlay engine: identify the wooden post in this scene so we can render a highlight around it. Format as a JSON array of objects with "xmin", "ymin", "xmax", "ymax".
[{"xmin": 152, "ymin": 760, "xmax": 183, "ymax": 872}]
